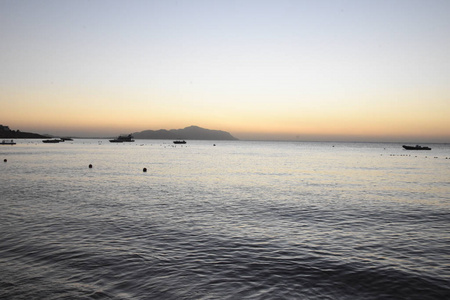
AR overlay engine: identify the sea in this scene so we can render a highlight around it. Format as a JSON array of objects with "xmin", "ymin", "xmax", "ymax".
[{"xmin": 1, "ymin": 139, "xmax": 449, "ymax": 300}]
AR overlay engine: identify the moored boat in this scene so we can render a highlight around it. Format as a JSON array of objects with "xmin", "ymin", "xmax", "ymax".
[
  {"xmin": 42, "ymin": 139, "xmax": 61, "ymax": 143},
  {"xmin": 402, "ymin": 145, "xmax": 431, "ymax": 150},
  {"xmin": 1, "ymin": 139, "xmax": 16, "ymax": 145},
  {"xmin": 110, "ymin": 134, "xmax": 135, "ymax": 143},
  {"xmin": 173, "ymin": 140, "xmax": 186, "ymax": 144}
]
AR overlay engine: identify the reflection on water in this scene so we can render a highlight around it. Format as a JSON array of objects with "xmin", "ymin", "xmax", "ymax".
[{"xmin": 1, "ymin": 140, "xmax": 449, "ymax": 299}]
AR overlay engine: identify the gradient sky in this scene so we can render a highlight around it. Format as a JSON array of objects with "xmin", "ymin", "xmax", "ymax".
[{"xmin": 1, "ymin": 0, "xmax": 449, "ymax": 141}]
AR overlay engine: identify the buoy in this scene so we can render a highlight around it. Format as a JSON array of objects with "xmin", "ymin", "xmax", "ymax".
[
  {"xmin": 3, "ymin": 159, "xmax": 6, "ymax": 162},
  {"xmin": 89, "ymin": 164, "xmax": 92, "ymax": 168},
  {"xmin": 143, "ymin": 168, "xmax": 147, "ymax": 172}
]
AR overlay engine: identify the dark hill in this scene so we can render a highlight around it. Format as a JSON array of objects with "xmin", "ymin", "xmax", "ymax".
[
  {"xmin": 0, "ymin": 125, "xmax": 46, "ymax": 139},
  {"xmin": 133, "ymin": 126, "xmax": 237, "ymax": 140}
]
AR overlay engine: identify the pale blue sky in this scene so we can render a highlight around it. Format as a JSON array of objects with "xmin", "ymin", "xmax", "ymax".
[{"xmin": 1, "ymin": 0, "xmax": 449, "ymax": 141}]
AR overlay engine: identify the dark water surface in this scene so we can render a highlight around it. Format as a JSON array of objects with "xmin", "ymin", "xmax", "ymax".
[{"xmin": 1, "ymin": 140, "xmax": 449, "ymax": 299}]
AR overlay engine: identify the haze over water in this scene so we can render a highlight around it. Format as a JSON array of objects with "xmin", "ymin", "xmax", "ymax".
[{"xmin": 1, "ymin": 140, "xmax": 449, "ymax": 299}]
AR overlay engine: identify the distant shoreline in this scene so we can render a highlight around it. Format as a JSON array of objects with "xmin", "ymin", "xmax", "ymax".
[
  {"xmin": 1, "ymin": 125, "xmax": 447, "ymax": 144},
  {"xmin": 6, "ymin": 137, "xmax": 448, "ymax": 145},
  {"xmin": 0, "ymin": 132, "xmax": 47, "ymax": 139}
]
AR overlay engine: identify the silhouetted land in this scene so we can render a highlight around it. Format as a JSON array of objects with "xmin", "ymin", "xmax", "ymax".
[
  {"xmin": 1, "ymin": 124, "xmax": 237, "ymax": 140},
  {"xmin": 133, "ymin": 125, "xmax": 238, "ymax": 140},
  {"xmin": 0, "ymin": 125, "xmax": 46, "ymax": 139}
]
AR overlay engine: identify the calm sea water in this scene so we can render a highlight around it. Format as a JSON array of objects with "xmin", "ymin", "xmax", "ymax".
[{"xmin": 1, "ymin": 139, "xmax": 449, "ymax": 299}]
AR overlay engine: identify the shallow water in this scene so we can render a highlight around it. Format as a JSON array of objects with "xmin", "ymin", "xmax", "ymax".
[{"xmin": 1, "ymin": 140, "xmax": 449, "ymax": 299}]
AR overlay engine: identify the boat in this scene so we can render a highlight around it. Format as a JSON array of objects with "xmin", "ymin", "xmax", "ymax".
[
  {"xmin": 110, "ymin": 134, "xmax": 135, "ymax": 143},
  {"xmin": 42, "ymin": 139, "xmax": 61, "ymax": 143},
  {"xmin": 402, "ymin": 145, "xmax": 431, "ymax": 150},
  {"xmin": 173, "ymin": 140, "xmax": 186, "ymax": 144},
  {"xmin": 1, "ymin": 140, "xmax": 16, "ymax": 145}
]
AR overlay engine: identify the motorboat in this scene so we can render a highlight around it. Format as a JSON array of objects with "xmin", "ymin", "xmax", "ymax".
[
  {"xmin": 402, "ymin": 145, "xmax": 431, "ymax": 150},
  {"xmin": 1, "ymin": 140, "xmax": 16, "ymax": 145},
  {"xmin": 42, "ymin": 139, "xmax": 61, "ymax": 143},
  {"xmin": 110, "ymin": 134, "xmax": 135, "ymax": 143}
]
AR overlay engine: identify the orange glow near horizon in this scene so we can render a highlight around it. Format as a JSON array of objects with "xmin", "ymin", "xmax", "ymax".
[{"xmin": 2, "ymin": 85, "xmax": 449, "ymax": 142}]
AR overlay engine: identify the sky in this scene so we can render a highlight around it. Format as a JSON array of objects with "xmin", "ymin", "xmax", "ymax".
[{"xmin": 1, "ymin": 0, "xmax": 449, "ymax": 142}]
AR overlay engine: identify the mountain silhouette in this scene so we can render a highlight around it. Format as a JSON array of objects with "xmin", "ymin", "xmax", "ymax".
[
  {"xmin": 0, "ymin": 125, "xmax": 47, "ymax": 139},
  {"xmin": 133, "ymin": 126, "xmax": 237, "ymax": 140}
]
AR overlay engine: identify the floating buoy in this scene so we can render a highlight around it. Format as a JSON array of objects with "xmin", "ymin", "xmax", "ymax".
[
  {"xmin": 143, "ymin": 168, "xmax": 147, "ymax": 172},
  {"xmin": 89, "ymin": 164, "xmax": 93, "ymax": 168},
  {"xmin": 3, "ymin": 159, "xmax": 6, "ymax": 162}
]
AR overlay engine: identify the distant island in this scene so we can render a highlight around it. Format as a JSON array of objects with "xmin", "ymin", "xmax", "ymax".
[
  {"xmin": 0, "ymin": 125, "xmax": 47, "ymax": 139},
  {"xmin": 133, "ymin": 126, "xmax": 238, "ymax": 140},
  {"xmin": 0, "ymin": 124, "xmax": 237, "ymax": 141}
]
